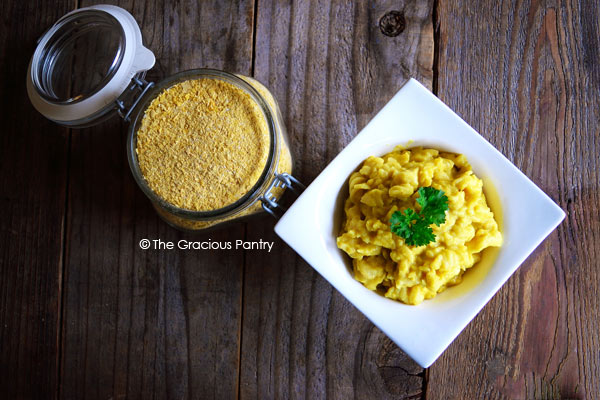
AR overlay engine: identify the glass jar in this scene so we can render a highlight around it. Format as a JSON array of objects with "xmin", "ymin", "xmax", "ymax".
[
  {"xmin": 127, "ymin": 69, "xmax": 298, "ymax": 230},
  {"xmin": 27, "ymin": 4, "xmax": 302, "ymax": 231}
]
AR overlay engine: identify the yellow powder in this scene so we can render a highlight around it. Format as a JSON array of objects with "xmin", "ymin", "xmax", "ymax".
[{"xmin": 136, "ymin": 78, "xmax": 270, "ymax": 211}]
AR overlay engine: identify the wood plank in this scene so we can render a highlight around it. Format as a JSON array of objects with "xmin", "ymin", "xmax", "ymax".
[
  {"xmin": 59, "ymin": 0, "xmax": 255, "ymax": 398},
  {"xmin": 428, "ymin": 0, "xmax": 600, "ymax": 398},
  {"xmin": 0, "ymin": 0, "xmax": 74, "ymax": 398},
  {"xmin": 240, "ymin": 1, "xmax": 433, "ymax": 398}
]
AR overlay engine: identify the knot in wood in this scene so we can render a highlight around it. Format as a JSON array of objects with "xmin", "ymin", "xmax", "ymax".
[{"xmin": 379, "ymin": 10, "xmax": 405, "ymax": 37}]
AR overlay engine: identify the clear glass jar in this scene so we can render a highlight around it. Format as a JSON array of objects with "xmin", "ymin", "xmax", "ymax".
[
  {"xmin": 127, "ymin": 69, "xmax": 296, "ymax": 231},
  {"xmin": 27, "ymin": 5, "xmax": 302, "ymax": 231}
]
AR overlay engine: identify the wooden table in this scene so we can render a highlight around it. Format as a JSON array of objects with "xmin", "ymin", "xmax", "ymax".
[{"xmin": 1, "ymin": 0, "xmax": 598, "ymax": 398}]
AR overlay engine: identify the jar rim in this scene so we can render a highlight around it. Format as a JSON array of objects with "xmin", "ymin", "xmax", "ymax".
[{"xmin": 126, "ymin": 68, "xmax": 280, "ymax": 221}]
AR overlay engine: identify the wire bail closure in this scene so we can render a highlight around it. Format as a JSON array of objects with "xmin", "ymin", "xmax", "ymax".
[
  {"xmin": 260, "ymin": 173, "xmax": 305, "ymax": 218},
  {"xmin": 116, "ymin": 76, "xmax": 154, "ymax": 121}
]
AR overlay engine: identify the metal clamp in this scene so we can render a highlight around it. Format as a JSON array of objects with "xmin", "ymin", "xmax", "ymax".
[
  {"xmin": 259, "ymin": 173, "xmax": 305, "ymax": 218},
  {"xmin": 115, "ymin": 76, "xmax": 155, "ymax": 122}
]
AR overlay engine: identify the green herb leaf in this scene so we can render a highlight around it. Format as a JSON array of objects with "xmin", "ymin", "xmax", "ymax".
[
  {"xmin": 390, "ymin": 208, "xmax": 420, "ymax": 239},
  {"xmin": 389, "ymin": 187, "xmax": 449, "ymax": 246},
  {"xmin": 416, "ymin": 186, "xmax": 449, "ymax": 226}
]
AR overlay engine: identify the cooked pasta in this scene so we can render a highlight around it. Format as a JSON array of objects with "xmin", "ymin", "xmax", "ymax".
[{"xmin": 337, "ymin": 147, "xmax": 502, "ymax": 305}]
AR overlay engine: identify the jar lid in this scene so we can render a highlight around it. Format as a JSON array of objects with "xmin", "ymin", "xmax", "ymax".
[{"xmin": 26, "ymin": 4, "xmax": 155, "ymax": 127}]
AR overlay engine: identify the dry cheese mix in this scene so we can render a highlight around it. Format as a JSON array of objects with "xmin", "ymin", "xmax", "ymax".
[{"xmin": 136, "ymin": 78, "xmax": 270, "ymax": 211}]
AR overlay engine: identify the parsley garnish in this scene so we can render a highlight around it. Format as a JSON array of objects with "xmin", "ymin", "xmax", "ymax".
[{"xmin": 390, "ymin": 187, "xmax": 449, "ymax": 246}]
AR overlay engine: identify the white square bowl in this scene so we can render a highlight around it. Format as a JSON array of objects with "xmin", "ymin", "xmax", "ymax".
[{"xmin": 274, "ymin": 78, "xmax": 565, "ymax": 368}]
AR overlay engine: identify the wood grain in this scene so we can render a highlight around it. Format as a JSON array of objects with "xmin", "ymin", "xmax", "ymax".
[
  {"xmin": 240, "ymin": 1, "xmax": 433, "ymax": 398},
  {"xmin": 59, "ymin": 1, "xmax": 255, "ymax": 399},
  {"xmin": 0, "ymin": 0, "xmax": 74, "ymax": 398},
  {"xmin": 4, "ymin": 0, "xmax": 600, "ymax": 398},
  {"xmin": 428, "ymin": 0, "xmax": 600, "ymax": 398}
]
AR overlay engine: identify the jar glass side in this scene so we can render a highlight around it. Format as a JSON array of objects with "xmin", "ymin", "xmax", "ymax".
[{"xmin": 237, "ymin": 75, "xmax": 294, "ymax": 211}]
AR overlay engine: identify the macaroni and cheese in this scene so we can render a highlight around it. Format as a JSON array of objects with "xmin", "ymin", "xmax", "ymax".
[{"xmin": 336, "ymin": 147, "xmax": 502, "ymax": 305}]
